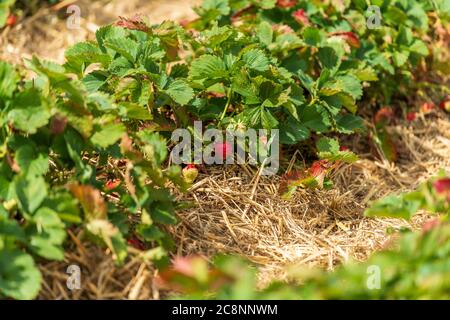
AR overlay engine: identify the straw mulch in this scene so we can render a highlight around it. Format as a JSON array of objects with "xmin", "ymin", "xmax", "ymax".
[
  {"xmin": 39, "ymin": 242, "xmax": 160, "ymax": 300},
  {"xmin": 170, "ymin": 113, "xmax": 450, "ymax": 286}
]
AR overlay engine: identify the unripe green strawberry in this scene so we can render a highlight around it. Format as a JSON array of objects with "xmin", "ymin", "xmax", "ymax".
[
  {"xmin": 182, "ymin": 164, "xmax": 199, "ymax": 184},
  {"xmin": 292, "ymin": 9, "xmax": 309, "ymax": 26},
  {"xmin": 439, "ymin": 96, "xmax": 450, "ymax": 112},
  {"xmin": 3, "ymin": 199, "xmax": 17, "ymax": 211}
]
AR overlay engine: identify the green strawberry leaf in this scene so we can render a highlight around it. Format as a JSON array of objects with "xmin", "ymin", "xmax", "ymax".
[
  {"xmin": 90, "ymin": 123, "xmax": 126, "ymax": 149},
  {"xmin": 165, "ymin": 80, "xmax": 194, "ymax": 105},
  {"xmin": 0, "ymin": 249, "xmax": 42, "ymax": 300},
  {"xmin": 242, "ymin": 49, "xmax": 270, "ymax": 72}
]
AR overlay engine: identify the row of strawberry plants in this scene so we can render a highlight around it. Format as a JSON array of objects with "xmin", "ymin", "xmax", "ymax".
[
  {"xmin": 190, "ymin": 0, "xmax": 450, "ymax": 103},
  {"xmin": 64, "ymin": 0, "xmax": 449, "ymax": 149},
  {"xmin": 0, "ymin": 0, "xmax": 449, "ymax": 299},
  {"xmin": 0, "ymin": 47, "xmax": 187, "ymax": 299}
]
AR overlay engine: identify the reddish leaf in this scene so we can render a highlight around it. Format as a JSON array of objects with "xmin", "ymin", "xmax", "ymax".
[
  {"xmin": 272, "ymin": 24, "xmax": 294, "ymax": 34},
  {"xmin": 120, "ymin": 134, "xmax": 143, "ymax": 162},
  {"xmin": 67, "ymin": 183, "xmax": 107, "ymax": 220},
  {"xmin": 276, "ymin": 0, "xmax": 297, "ymax": 8},
  {"xmin": 6, "ymin": 153, "xmax": 20, "ymax": 173},
  {"xmin": 231, "ymin": 5, "xmax": 254, "ymax": 22},
  {"xmin": 377, "ymin": 130, "xmax": 398, "ymax": 162},
  {"xmin": 330, "ymin": 31, "xmax": 360, "ymax": 48},
  {"xmin": 156, "ymin": 256, "xmax": 231, "ymax": 293},
  {"xmin": 310, "ymin": 160, "xmax": 331, "ymax": 188},
  {"xmin": 292, "ymin": 9, "xmax": 309, "ymax": 26},
  {"xmin": 374, "ymin": 107, "xmax": 394, "ymax": 126},
  {"xmin": 279, "ymin": 170, "xmax": 304, "ymax": 195},
  {"xmin": 208, "ymin": 91, "xmax": 226, "ymax": 98},
  {"xmin": 115, "ymin": 15, "xmax": 150, "ymax": 33},
  {"xmin": 127, "ymin": 236, "xmax": 146, "ymax": 250}
]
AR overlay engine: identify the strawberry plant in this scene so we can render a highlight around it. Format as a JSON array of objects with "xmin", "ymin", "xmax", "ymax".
[
  {"xmin": 0, "ymin": 55, "xmax": 186, "ymax": 299},
  {"xmin": 189, "ymin": 0, "xmax": 449, "ymax": 102},
  {"xmin": 364, "ymin": 171, "xmax": 450, "ymax": 219}
]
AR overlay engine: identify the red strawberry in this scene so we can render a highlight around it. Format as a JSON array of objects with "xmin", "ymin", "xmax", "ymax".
[
  {"xmin": 231, "ymin": 5, "xmax": 254, "ymax": 22},
  {"xmin": 105, "ymin": 179, "xmax": 121, "ymax": 190},
  {"xmin": 339, "ymin": 146, "xmax": 349, "ymax": 151},
  {"xmin": 420, "ymin": 102, "xmax": 434, "ymax": 113},
  {"xmin": 214, "ymin": 142, "xmax": 233, "ymax": 160},
  {"xmin": 6, "ymin": 14, "xmax": 17, "ymax": 27},
  {"xmin": 276, "ymin": 0, "xmax": 297, "ymax": 8},
  {"xmin": 330, "ymin": 31, "xmax": 360, "ymax": 48},
  {"xmin": 433, "ymin": 178, "xmax": 450, "ymax": 201},
  {"xmin": 406, "ymin": 111, "xmax": 417, "ymax": 122},
  {"xmin": 127, "ymin": 237, "xmax": 146, "ymax": 250},
  {"xmin": 272, "ymin": 24, "xmax": 294, "ymax": 34},
  {"xmin": 182, "ymin": 164, "xmax": 199, "ymax": 184},
  {"xmin": 292, "ymin": 9, "xmax": 309, "ymax": 26},
  {"xmin": 208, "ymin": 91, "xmax": 226, "ymax": 98}
]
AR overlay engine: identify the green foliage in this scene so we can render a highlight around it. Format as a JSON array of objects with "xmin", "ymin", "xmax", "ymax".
[
  {"xmin": 190, "ymin": 0, "xmax": 447, "ymax": 104},
  {"xmin": 0, "ymin": 37, "xmax": 185, "ymax": 298},
  {"xmin": 365, "ymin": 172, "xmax": 450, "ymax": 219},
  {"xmin": 0, "ymin": 249, "xmax": 41, "ymax": 300},
  {"xmin": 0, "ymin": 0, "xmax": 448, "ymax": 300}
]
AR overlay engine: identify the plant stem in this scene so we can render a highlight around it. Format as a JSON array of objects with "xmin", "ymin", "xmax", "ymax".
[
  {"xmin": 219, "ymin": 88, "xmax": 233, "ymax": 126},
  {"xmin": 308, "ymin": 97, "xmax": 317, "ymax": 106}
]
